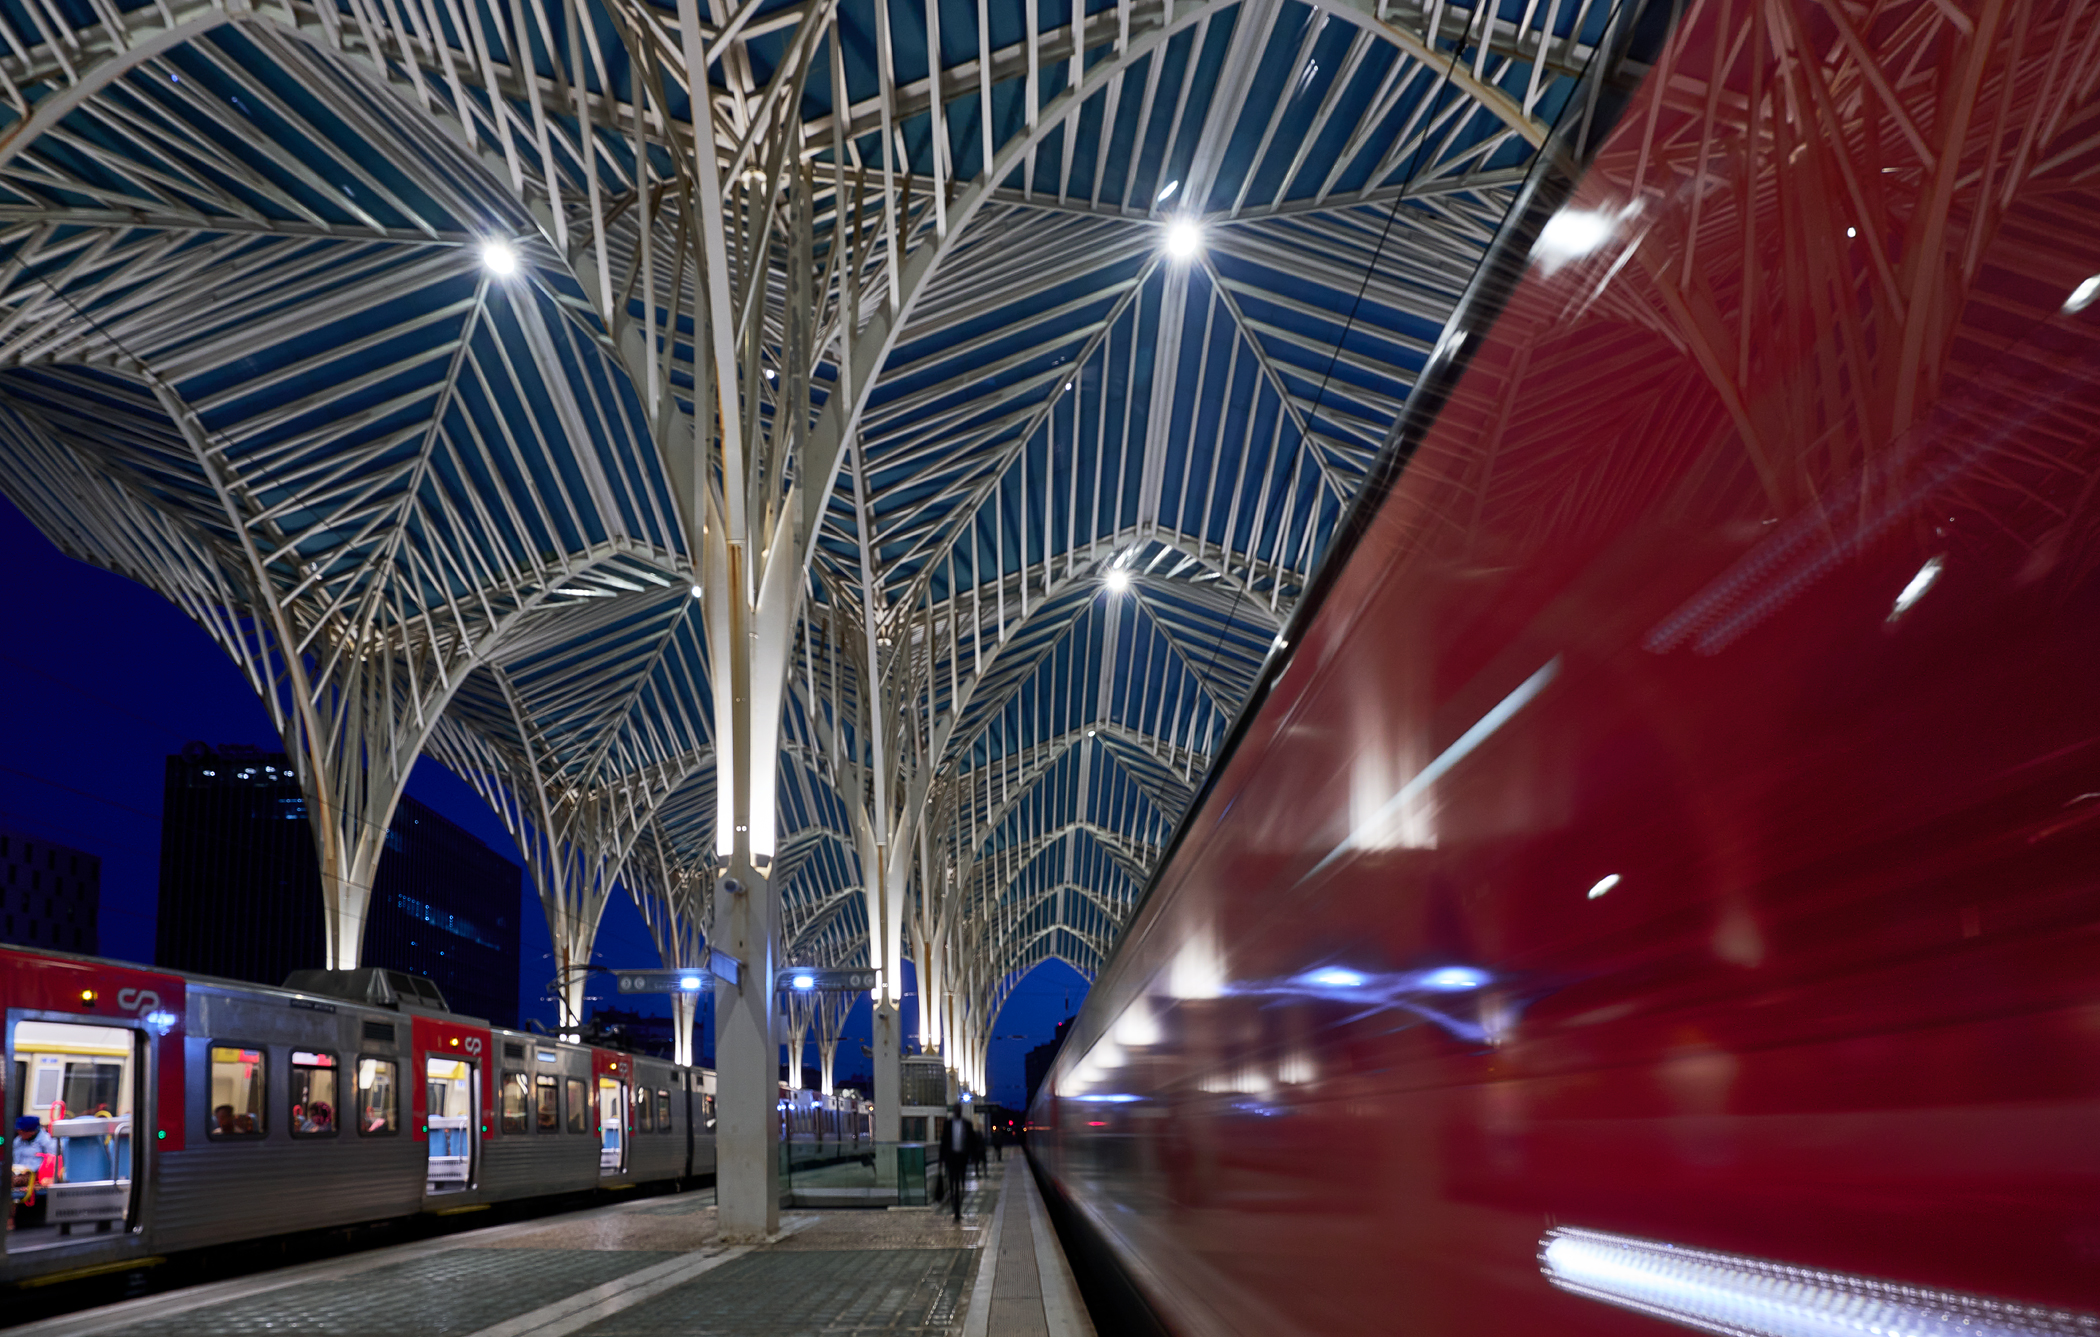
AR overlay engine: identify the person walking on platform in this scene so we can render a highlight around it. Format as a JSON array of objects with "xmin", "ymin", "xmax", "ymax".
[{"xmin": 942, "ymin": 1106, "xmax": 973, "ymax": 1221}]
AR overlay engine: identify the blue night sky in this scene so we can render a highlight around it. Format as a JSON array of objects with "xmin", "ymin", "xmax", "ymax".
[{"xmin": 0, "ymin": 493, "xmax": 1082, "ymax": 1108}]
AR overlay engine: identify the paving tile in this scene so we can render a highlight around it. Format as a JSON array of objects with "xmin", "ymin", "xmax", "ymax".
[
  {"xmin": 571, "ymin": 1248, "xmax": 975, "ymax": 1336},
  {"xmin": 456, "ymin": 1211, "xmax": 721, "ymax": 1252},
  {"xmin": 90, "ymin": 1248, "xmax": 681, "ymax": 1337}
]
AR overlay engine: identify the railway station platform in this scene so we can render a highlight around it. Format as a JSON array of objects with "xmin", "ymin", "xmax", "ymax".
[{"xmin": 8, "ymin": 1160, "xmax": 1094, "ymax": 1337}]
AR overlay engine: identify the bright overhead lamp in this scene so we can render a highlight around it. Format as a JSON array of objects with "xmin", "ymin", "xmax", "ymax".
[
  {"xmin": 1164, "ymin": 217, "xmax": 1202, "ymax": 260},
  {"xmin": 791, "ymin": 973, "xmax": 816, "ymax": 990},
  {"xmin": 1104, "ymin": 566, "xmax": 1133, "ymax": 594},
  {"xmin": 1157, "ymin": 179, "xmax": 1179, "ymax": 202},
  {"xmin": 480, "ymin": 239, "xmax": 520, "ymax": 277},
  {"xmin": 679, "ymin": 975, "xmax": 702, "ymax": 990},
  {"xmin": 1532, "ymin": 209, "xmax": 1614, "ymax": 266},
  {"xmin": 690, "ymin": 584, "xmax": 703, "ymax": 599}
]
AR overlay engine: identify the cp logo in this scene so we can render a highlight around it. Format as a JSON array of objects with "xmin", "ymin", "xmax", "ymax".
[
  {"xmin": 117, "ymin": 988, "xmax": 161, "ymax": 1014},
  {"xmin": 462, "ymin": 1037, "xmax": 484, "ymax": 1057}
]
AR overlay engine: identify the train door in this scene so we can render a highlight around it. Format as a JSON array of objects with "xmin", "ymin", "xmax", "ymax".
[
  {"xmin": 597, "ymin": 1077, "xmax": 625, "ymax": 1173},
  {"xmin": 591, "ymin": 1050, "xmax": 630, "ymax": 1176},
  {"xmin": 424, "ymin": 1056, "xmax": 477, "ymax": 1194},
  {"xmin": 7, "ymin": 1018, "xmax": 142, "ymax": 1251}
]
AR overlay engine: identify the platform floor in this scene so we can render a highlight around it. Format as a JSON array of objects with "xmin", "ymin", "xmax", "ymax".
[{"xmin": 8, "ymin": 1159, "xmax": 1092, "ymax": 1337}]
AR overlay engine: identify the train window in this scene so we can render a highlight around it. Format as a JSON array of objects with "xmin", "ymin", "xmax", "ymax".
[
  {"xmin": 208, "ymin": 1045, "xmax": 265, "ymax": 1139},
  {"xmin": 565, "ymin": 1077, "xmax": 587, "ymax": 1134},
  {"xmin": 501, "ymin": 1072, "xmax": 530, "ymax": 1134},
  {"xmin": 356, "ymin": 1057, "xmax": 399, "ymax": 1136},
  {"xmin": 290, "ymin": 1051, "xmax": 339, "ymax": 1138},
  {"xmin": 534, "ymin": 1074, "xmax": 558, "ymax": 1131},
  {"xmin": 634, "ymin": 1086, "xmax": 652, "ymax": 1132},
  {"xmin": 657, "ymin": 1090, "xmax": 671, "ymax": 1133},
  {"xmin": 62, "ymin": 1060, "xmax": 122, "ymax": 1117}
]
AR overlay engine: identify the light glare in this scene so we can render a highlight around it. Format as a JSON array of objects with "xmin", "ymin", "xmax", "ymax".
[
  {"xmin": 1422, "ymin": 966, "xmax": 1490, "ymax": 992},
  {"xmin": 679, "ymin": 975, "xmax": 702, "ymax": 990},
  {"xmin": 2066, "ymin": 274, "xmax": 2100, "ymax": 313},
  {"xmin": 1533, "ymin": 209, "xmax": 1615, "ymax": 265},
  {"xmin": 1157, "ymin": 179, "xmax": 1179, "ymax": 202},
  {"xmin": 1301, "ymin": 967, "xmax": 1366, "ymax": 989},
  {"xmin": 1105, "ymin": 566, "xmax": 1133, "ymax": 594},
  {"xmin": 792, "ymin": 973, "xmax": 815, "ymax": 990},
  {"xmin": 1587, "ymin": 873, "xmax": 1621, "ymax": 900},
  {"xmin": 1887, "ymin": 554, "xmax": 1944, "ymax": 622},
  {"xmin": 480, "ymin": 239, "xmax": 519, "ymax": 276},
  {"xmin": 1164, "ymin": 218, "xmax": 1203, "ymax": 259}
]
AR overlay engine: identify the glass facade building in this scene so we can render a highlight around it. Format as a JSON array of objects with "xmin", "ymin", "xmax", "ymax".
[{"xmin": 157, "ymin": 745, "xmax": 521, "ymax": 1025}]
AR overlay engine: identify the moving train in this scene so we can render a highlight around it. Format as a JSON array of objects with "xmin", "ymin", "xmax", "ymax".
[
  {"xmin": 0, "ymin": 946, "xmax": 838, "ymax": 1284},
  {"xmin": 1029, "ymin": 0, "xmax": 2100, "ymax": 1332}
]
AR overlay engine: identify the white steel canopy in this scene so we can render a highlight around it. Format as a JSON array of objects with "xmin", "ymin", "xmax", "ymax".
[{"xmin": 0, "ymin": 0, "xmax": 1614, "ymax": 1088}]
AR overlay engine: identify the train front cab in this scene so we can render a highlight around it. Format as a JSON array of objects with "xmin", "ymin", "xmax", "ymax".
[{"xmin": 0, "ymin": 951, "xmax": 181, "ymax": 1277}]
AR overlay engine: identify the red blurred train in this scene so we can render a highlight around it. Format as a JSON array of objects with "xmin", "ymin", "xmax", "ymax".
[{"xmin": 1029, "ymin": 0, "xmax": 2100, "ymax": 1332}]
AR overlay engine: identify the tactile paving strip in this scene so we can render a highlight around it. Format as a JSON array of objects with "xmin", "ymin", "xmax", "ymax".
[
  {"xmin": 571, "ymin": 1248, "xmax": 975, "ymax": 1337},
  {"xmin": 90, "ymin": 1247, "xmax": 681, "ymax": 1337}
]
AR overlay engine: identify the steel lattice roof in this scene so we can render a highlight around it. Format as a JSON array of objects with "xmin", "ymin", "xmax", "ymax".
[{"xmin": 0, "ymin": 0, "xmax": 1613, "ymax": 1032}]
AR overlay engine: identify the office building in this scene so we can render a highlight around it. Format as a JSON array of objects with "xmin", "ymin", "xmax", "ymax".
[
  {"xmin": 0, "ymin": 830, "xmax": 98, "ymax": 955},
  {"xmin": 157, "ymin": 744, "xmax": 522, "ymax": 1024}
]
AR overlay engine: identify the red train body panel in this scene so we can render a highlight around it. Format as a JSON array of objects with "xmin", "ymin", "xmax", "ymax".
[{"xmin": 1031, "ymin": 0, "xmax": 2100, "ymax": 1331}]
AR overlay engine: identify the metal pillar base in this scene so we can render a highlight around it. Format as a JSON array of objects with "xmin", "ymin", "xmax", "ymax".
[{"xmin": 714, "ymin": 862, "xmax": 779, "ymax": 1242}]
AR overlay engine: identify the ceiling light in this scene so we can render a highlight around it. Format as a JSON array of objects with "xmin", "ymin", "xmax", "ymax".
[
  {"xmin": 1164, "ymin": 217, "xmax": 1202, "ymax": 260},
  {"xmin": 792, "ymin": 973, "xmax": 815, "ymax": 990},
  {"xmin": 679, "ymin": 975, "xmax": 702, "ymax": 990},
  {"xmin": 480, "ymin": 239, "xmax": 519, "ymax": 276},
  {"xmin": 764, "ymin": 368, "xmax": 777, "ymax": 381},
  {"xmin": 1104, "ymin": 567, "xmax": 1133, "ymax": 594},
  {"xmin": 2066, "ymin": 275, "xmax": 2100, "ymax": 314},
  {"xmin": 1157, "ymin": 179, "xmax": 1179, "ymax": 202},
  {"xmin": 1532, "ymin": 209, "xmax": 1614, "ymax": 268},
  {"xmin": 690, "ymin": 584, "xmax": 703, "ymax": 599}
]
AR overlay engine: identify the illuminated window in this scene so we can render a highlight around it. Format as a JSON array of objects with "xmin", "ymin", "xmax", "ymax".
[
  {"xmin": 290, "ymin": 1051, "xmax": 338, "ymax": 1138},
  {"xmin": 565, "ymin": 1078, "xmax": 588, "ymax": 1134},
  {"xmin": 208, "ymin": 1045, "xmax": 265, "ymax": 1139},
  {"xmin": 501, "ymin": 1071, "xmax": 531, "ymax": 1134},
  {"xmin": 535, "ymin": 1074, "xmax": 559, "ymax": 1131},
  {"xmin": 657, "ymin": 1090, "xmax": 672, "ymax": 1133},
  {"xmin": 356, "ymin": 1057, "xmax": 399, "ymax": 1136}
]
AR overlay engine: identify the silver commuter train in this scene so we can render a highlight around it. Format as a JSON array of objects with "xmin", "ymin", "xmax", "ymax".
[{"xmin": 0, "ymin": 944, "xmax": 721, "ymax": 1282}]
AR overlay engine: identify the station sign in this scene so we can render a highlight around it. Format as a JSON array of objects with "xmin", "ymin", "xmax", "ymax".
[
  {"xmin": 614, "ymin": 951, "xmax": 742, "ymax": 995},
  {"xmin": 614, "ymin": 969, "xmax": 709, "ymax": 995},
  {"xmin": 779, "ymin": 968, "xmax": 878, "ymax": 993}
]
